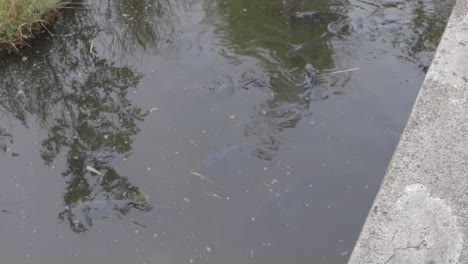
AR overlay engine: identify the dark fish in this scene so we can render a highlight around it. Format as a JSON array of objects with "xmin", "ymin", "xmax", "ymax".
[
  {"xmin": 199, "ymin": 143, "xmax": 256, "ymax": 169},
  {"xmin": 70, "ymin": 199, "xmax": 153, "ymax": 219},
  {"xmin": 59, "ymin": 199, "xmax": 181, "ymax": 233},
  {"xmin": 85, "ymin": 147, "xmax": 130, "ymax": 163}
]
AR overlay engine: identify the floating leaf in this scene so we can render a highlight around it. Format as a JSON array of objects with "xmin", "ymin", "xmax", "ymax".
[
  {"xmin": 135, "ymin": 190, "xmax": 148, "ymax": 202},
  {"xmin": 86, "ymin": 165, "xmax": 104, "ymax": 176}
]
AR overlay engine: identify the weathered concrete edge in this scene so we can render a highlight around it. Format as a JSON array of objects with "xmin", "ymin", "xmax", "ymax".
[{"xmin": 348, "ymin": 1, "xmax": 468, "ymax": 263}]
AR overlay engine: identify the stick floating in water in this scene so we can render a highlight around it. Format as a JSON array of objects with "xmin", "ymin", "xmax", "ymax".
[
  {"xmin": 190, "ymin": 171, "xmax": 223, "ymax": 189},
  {"xmin": 329, "ymin": 67, "xmax": 360, "ymax": 74}
]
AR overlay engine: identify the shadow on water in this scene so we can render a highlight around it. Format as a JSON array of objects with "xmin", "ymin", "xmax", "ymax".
[{"xmin": 0, "ymin": 0, "xmax": 456, "ymax": 263}]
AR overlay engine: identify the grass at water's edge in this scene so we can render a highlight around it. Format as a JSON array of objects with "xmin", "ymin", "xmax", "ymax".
[{"xmin": 0, "ymin": 0, "xmax": 65, "ymax": 52}]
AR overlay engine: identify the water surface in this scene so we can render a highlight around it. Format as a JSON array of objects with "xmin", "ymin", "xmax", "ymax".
[{"xmin": 0, "ymin": 0, "xmax": 455, "ymax": 263}]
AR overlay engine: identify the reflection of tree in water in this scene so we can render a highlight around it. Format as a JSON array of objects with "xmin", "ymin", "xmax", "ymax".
[
  {"xmin": 408, "ymin": 0, "xmax": 455, "ymax": 66},
  {"xmin": 92, "ymin": 0, "xmax": 197, "ymax": 55},
  {"xmin": 59, "ymin": 166, "xmax": 152, "ymax": 233},
  {"xmin": 0, "ymin": 2, "xmax": 155, "ymax": 233},
  {"xmin": 352, "ymin": 0, "xmax": 455, "ymax": 67},
  {"xmin": 95, "ymin": 0, "xmax": 162, "ymax": 54},
  {"xmin": 0, "ymin": 128, "xmax": 14, "ymax": 154},
  {"xmin": 207, "ymin": 0, "xmax": 348, "ymax": 159}
]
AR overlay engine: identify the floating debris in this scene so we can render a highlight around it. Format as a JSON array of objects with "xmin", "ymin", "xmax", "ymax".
[
  {"xmin": 329, "ymin": 67, "xmax": 359, "ymax": 74},
  {"xmin": 85, "ymin": 165, "xmax": 104, "ymax": 176},
  {"xmin": 203, "ymin": 192, "xmax": 224, "ymax": 199},
  {"xmin": 189, "ymin": 171, "xmax": 222, "ymax": 189}
]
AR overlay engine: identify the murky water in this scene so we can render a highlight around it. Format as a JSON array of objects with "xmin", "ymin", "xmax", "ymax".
[{"xmin": 0, "ymin": 0, "xmax": 455, "ymax": 263}]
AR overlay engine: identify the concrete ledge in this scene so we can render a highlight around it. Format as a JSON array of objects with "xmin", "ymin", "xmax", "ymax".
[{"xmin": 348, "ymin": 0, "xmax": 468, "ymax": 263}]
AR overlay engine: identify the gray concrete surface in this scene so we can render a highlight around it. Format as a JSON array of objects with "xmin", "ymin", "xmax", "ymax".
[{"xmin": 348, "ymin": 0, "xmax": 468, "ymax": 263}]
